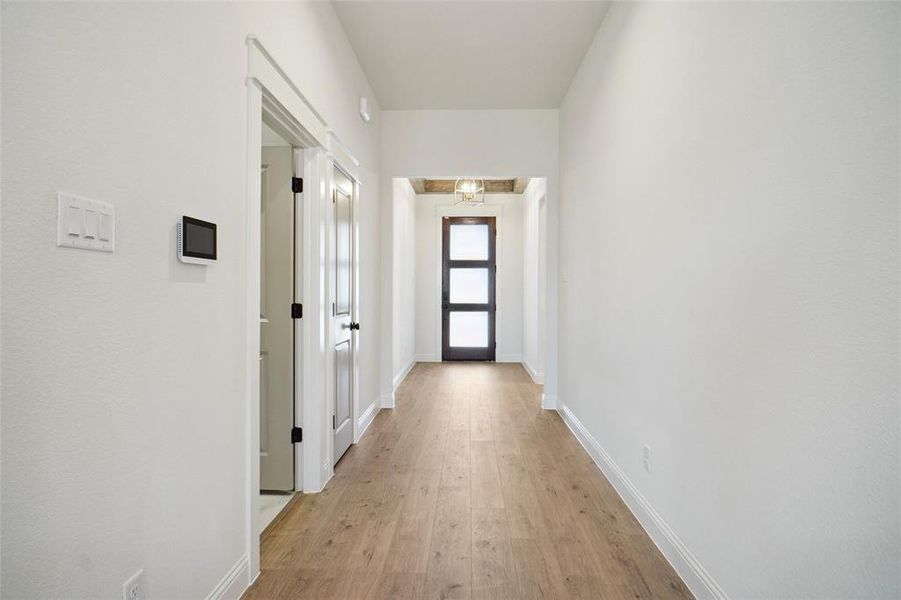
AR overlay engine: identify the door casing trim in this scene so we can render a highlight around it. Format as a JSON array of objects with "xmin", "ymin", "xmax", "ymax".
[{"xmin": 245, "ymin": 36, "xmax": 356, "ymax": 589}]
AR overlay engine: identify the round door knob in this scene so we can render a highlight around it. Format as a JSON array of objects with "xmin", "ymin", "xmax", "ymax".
[{"xmin": 350, "ymin": 322, "xmax": 361, "ymax": 331}]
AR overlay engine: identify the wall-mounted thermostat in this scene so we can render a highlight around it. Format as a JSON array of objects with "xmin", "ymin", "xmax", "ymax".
[{"xmin": 177, "ymin": 216, "xmax": 217, "ymax": 264}]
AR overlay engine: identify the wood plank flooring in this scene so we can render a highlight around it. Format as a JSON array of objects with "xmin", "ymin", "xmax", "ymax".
[{"xmin": 243, "ymin": 362, "xmax": 693, "ymax": 600}]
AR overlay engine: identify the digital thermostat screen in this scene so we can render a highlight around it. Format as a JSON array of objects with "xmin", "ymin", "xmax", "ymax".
[{"xmin": 182, "ymin": 217, "xmax": 217, "ymax": 260}]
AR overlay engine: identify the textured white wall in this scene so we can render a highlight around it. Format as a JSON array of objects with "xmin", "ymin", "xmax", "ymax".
[
  {"xmin": 559, "ymin": 2, "xmax": 900, "ymax": 598},
  {"xmin": 414, "ymin": 194, "xmax": 523, "ymax": 362},
  {"xmin": 392, "ymin": 179, "xmax": 416, "ymax": 381},
  {"xmin": 0, "ymin": 3, "xmax": 381, "ymax": 598}
]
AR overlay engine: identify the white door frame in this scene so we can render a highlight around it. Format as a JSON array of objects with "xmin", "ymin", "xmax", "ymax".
[{"xmin": 244, "ymin": 36, "xmax": 335, "ymax": 584}]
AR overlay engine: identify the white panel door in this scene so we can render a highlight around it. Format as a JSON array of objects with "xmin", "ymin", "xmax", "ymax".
[{"xmin": 332, "ymin": 168, "xmax": 356, "ymax": 464}]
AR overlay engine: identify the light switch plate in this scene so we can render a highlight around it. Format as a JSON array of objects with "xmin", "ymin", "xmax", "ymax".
[
  {"xmin": 122, "ymin": 569, "xmax": 144, "ymax": 600},
  {"xmin": 57, "ymin": 192, "xmax": 115, "ymax": 252}
]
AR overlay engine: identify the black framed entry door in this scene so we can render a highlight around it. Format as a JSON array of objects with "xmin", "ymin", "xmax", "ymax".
[{"xmin": 442, "ymin": 216, "xmax": 497, "ymax": 361}]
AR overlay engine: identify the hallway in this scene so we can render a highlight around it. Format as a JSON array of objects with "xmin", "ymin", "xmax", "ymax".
[{"xmin": 244, "ymin": 363, "xmax": 691, "ymax": 599}]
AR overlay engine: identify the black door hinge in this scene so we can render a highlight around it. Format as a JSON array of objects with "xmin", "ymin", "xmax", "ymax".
[
  {"xmin": 291, "ymin": 426, "xmax": 303, "ymax": 443},
  {"xmin": 332, "ymin": 415, "xmax": 336, "ymax": 430},
  {"xmin": 292, "ymin": 177, "xmax": 303, "ymax": 194},
  {"xmin": 291, "ymin": 303, "xmax": 303, "ymax": 319}
]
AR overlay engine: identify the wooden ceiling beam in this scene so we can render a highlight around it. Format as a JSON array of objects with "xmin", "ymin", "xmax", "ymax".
[
  {"xmin": 420, "ymin": 179, "xmax": 516, "ymax": 194},
  {"xmin": 408, "ymin": 178, "xmax": 426, "ymax": 194}
]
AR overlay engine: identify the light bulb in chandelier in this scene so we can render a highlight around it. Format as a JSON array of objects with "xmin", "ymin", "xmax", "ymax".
[{"xmin": 454, "ymin": 177, "xmax": 485, "ymax": 206}]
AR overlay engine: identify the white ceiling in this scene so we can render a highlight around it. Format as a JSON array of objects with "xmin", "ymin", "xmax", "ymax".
[{"xmin": 332, "ymin": 1, "xmax": 611, "ymax": 110}]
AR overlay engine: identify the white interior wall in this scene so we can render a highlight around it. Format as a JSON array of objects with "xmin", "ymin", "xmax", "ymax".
[
  {"xmin": 558, "ymin": 2, "xmax": 900, "ymax": 598},
  {"xmin": 392, "ymin": 178, "xmax": 416, "ymax": 384},
  {"xmin": 521, "ymin": 177, "xmax": 546, "ymax": 382},
  {"xmin": 381, "ymin": 110, "xmax": 559, "ymax": 403},
  {"xmin": 0, "ymin": 3, "xmax": 381, "ymax": 599},
  {"xmin": 414, "ymin": 193, "xmax": 523, "ymax": 363}
]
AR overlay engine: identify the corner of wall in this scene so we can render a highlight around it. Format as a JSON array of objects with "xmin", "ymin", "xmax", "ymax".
[
  {"xmin": 522, "ymin": 357, "xmax": 545, "ymax": 385},
  {"xmin": 356, "ymin": 401, "xmax": 379, "ymax": 441},
  {"xmin": 392, "ymin": 357, "xmax": 416, "ymax": 391}
]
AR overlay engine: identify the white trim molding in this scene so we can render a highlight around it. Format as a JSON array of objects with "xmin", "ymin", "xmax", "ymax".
[
  {"xmin": 415, "ymin": 354, "xmax": 440, "ymax": 363},
  {"xmin": 540, "ymin": 393, "xmax": 556, "ymax": 410},
  {"xmin": 205, "ymin": 554, "xmax": 249, "ymax": 600},
  {"xmin": 247, "ymin": 37, "xmax": 326, "ymax": 146},
  {"xmin": 380, "ymin": 393, "xmax": 396, "ymax": 409},
  {"xmin": 557, "ymin": 403, "xmax": 728, "ymax": 600},
  {"xmin": 356, "ymin": 401, "xmax": 379, "ymax": 442},
  {"xmin": 326, "ymin": 129, "xmax": 361, "ymax": 182},
  {"xmin": 522, "ymin": 357, "xmax": 544, "ymax": 384},
  {"xmin": 393, "ymin": 357, "xmax": 416, "ymax": 391}
]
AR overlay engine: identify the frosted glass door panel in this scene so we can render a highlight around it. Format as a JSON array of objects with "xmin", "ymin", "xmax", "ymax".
[
  {"xmin": 335, "ymin": 189, "xmax": 352, "ymax": 316},
  {"xmin": 449, "ymin": 312, "xmax": 489, "ymax": 347},
  {"xmin": 449, "ymin": 268, "xmax": 488, "ymax": 304},
  {"xmin": 449, "ymin": 224, "xmax": 489, "ymax": 260}
]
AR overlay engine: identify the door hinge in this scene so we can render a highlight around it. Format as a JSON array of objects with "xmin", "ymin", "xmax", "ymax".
[
  {"xmin": 291, "ymin": 426, "xmax": 303, "ymax": 443},
  {"xmin": 332, "ymin": 415, "xmax": 336, "ymax": 430},
  {"xmin": 291, "ymin": 303, "xmax": 303, "ymax": 319},
  {"xmin": 292, "ymin": 177, "xmax": 303, "ymax": 194}
]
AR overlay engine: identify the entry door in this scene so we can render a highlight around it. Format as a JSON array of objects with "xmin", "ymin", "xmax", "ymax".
[
  {"xmin": 332, "ymin": 168, "xmax": 357, "ymax": 464},
  {"xmin": 260, "ymin": 146, "xmax": 296, "ymax": 491},
  {"xmin": 442, "ymin": 216, "xmax": 497, "ymax": 361}
]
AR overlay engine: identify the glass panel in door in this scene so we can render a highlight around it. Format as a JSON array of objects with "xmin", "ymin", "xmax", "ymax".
[{"xmin": 449, "ymin": 268, "xmax": 489, "ymax": 304}]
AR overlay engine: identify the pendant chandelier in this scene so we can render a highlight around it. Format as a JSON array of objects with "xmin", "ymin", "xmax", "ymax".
[{"xmin": 454, "ymin": 177, "xmax": 485, "ymax": 207}]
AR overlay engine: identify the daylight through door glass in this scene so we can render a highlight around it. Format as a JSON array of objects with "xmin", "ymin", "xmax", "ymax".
[
  {"xmin": 449, "ymin": 268, "xmax": 488, "ymax": 304},
  {"xmin": 449, "ymin": 224, "xmax": 489, "ymax": 260},
  {"xmin": 449, "ymin": 312, "xmax": 489, "ymax": 347}
]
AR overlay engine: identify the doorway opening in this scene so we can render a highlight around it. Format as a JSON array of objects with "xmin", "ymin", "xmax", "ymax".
[
  {"xmin": 258, "ymin": 118, "xmax": 301, "ymax": 533},
  {"xmin": 382, "ymin": 176, "xmax": 550, "ymax": 404}
]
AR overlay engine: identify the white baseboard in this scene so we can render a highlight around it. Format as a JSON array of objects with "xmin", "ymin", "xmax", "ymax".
[
  {"xmin": 205, "ymin": 554, "xmax": 249, "ymax": 600},
  {"xmin": 380, "ymin": 392, "xmax": 395, "ymax": 409},
  {"xmin": 541, "ymin": 393, "xmax": 556, "ymax": 410},
  {"xmin": 393, "ymin": 358, "xmax": 416, "ymax": 390},
  {"xmin": 415, "ymin": 353, "xmax": 440, "ymax": 362},
  {"xmin": 557, "ymin": 403, "xmax": 728, "ymax": 600},
  {"xmin": 357, "ymin": 401, "xmax": 378, "ymax": 441},
  {"xmin": 521, "ymin": 358, "xmax": 545, "ymax": 384},
  {"xmin": 498, "ymin": 353, "xmax": 522, "ymax": 363}
]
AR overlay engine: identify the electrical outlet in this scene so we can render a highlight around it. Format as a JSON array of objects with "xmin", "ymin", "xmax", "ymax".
[
  {"xmin": 123, "ymin": 569, "xmax": 144, "ymax": 600},
  {"xmin": 643, "ymin": 445, "xmax": 652, "ymax": 473}
]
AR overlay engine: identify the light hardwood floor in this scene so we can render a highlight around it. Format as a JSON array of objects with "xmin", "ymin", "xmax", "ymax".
[{"xmin": 243, "ymin": 362, "xmax": 692, "ymax": 600}]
